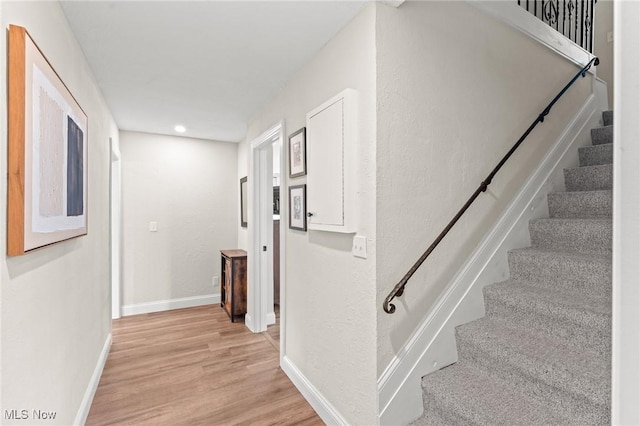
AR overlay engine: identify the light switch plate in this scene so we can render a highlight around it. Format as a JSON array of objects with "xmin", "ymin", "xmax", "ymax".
[
  {"xmin": 352, "ymin": 235, "xmax": 367, "ymax": 259},
  {"xmin": 149, "ymin": 221, "xmax": 158, "ymax": 232}
]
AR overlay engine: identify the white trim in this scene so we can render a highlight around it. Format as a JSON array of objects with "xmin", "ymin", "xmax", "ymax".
[
  {"xmin": 110, "ymin": 137, "xmax": 122, "ymax": 320},
  {"xmin": 245, "ymin": 314, "xmax": 255, "ymax": 331},
  {"xmin": 279, "ymin": 123, "xmax": 288, "ymax": 365},
  {"xmin": 612, "ymin": 2, "xmax": 640, "ymax": 423},
  {"xmin": 281, "ymin": 356, "xmax": 349, "ymax": 426},
  {"xmin": 469, "ymin": 1, "xmax": 595, "ymax": 71},
  {"xmin": 378, "ymin": 91, "xmax": 604, "ymax": 425},
  {"xmin": 250, "ymin": 123, "xmax": 282, "ymax": 151},
  {"xmin": 74, "ymin": 333, "xmax": 111, "ymax": 426},
  {"xmin": 593, "ymin": 77, "xmax": 609, "ymax": 112},
  {"xmin": 266, "ymin": 311, "xmax": 276, "ymax": 326},
  {"xmin": 381, "ymin": 0, "xmax": 405, "ymax": 8},
  {"xmin": 121, "ymin": 294, "xmax": 220, "ymax": 316},
  {"xmin": 248, "ymin": 121, "xmax": 285, "ymax": 334}
]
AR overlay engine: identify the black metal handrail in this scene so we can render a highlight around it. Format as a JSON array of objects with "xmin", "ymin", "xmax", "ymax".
[{"xmin": 383, "ymin": 56, "xmax": 599, "ymax": 314}]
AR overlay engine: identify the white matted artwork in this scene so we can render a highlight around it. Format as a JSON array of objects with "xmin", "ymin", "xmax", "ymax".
[
  {"xmin": 288, "ymin": 127, "xmax": 306, "ymax": 178},
  {"xmin": 7, "ymin": 25, "xmax": 88, "ymax": 256},
  {"xmin": 288, "ymin": 184, "xmax": 307, "ymax": 231}
]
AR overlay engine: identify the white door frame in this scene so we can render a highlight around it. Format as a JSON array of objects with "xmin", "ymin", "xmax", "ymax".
[
  {"xmin": 247, "ymin": 121, "xmax": 286, "ymax": 351},
  {"xmin": 110, "ymin": 137, "xmax": 122, "ymax": 319}
]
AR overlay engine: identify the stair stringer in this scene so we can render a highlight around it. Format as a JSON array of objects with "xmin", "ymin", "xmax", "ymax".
[{"xmin": 378, "ymin": 90, "xmax": 606, "ymax": 426}]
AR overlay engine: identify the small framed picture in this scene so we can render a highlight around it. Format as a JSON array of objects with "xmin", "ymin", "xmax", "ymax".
[
  {"xmin": 288, "ymin": 127, "xmax": 306, "ymax": 178},
  {"xmin": 240, "ymin": 177, "xmax": 248, "ymax": 228},
  {"xmin": 289, "ymin": 184, "xmax": 307, "ymax": 231}
]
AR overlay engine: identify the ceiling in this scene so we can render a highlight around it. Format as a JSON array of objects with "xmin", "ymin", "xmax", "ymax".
[{"xmin": 60, "ymin": 1, "xmax": 367, "ymax": 142}]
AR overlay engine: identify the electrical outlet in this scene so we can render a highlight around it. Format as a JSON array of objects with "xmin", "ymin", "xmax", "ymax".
[
  {"xmin": 149, "ymin": 221, "xmax": 158, "ymax": 232},
  {"xmin": 212, "ymin": 276, "xmax": 219, "ymax": 289},
  {"xmin": 352, "ymin": 235, "xmax": 367, "ymax": 259}
]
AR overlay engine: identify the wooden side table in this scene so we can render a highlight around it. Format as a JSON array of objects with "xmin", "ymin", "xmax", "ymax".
[{"xmin": 220, "ymin": 249, "xmax": 247, "ymax": 322}]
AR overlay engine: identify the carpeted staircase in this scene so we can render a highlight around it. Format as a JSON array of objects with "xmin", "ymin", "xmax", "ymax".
[{"xmin": 413, "ymin": 111, "xmax": 613, "ymax": 425}]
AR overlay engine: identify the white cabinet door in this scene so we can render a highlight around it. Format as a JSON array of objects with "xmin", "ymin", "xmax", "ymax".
[{"xmin": 306, "ymin": 89, "xmax": 357, "ymax": 233}]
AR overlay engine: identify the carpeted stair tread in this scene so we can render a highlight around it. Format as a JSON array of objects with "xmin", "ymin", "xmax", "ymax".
[
  {"xmin": 484, "ymin": 280, "xmax": 611, "ymax": 320},
  {"xmin": 456, "ymin": 318, "xmax": 610, "ymax": 409},
  {"xmin": 579, "ymin": 143, "xmax": 613, "ymax": 167},
  {"xmin": 411, "ymin": 409, "xmax": 448, "ymax": 426},
  {"xmin": 484, "ymin": 281, "xmax": 611, "ymax": 355},
  {"xmin": 529, "ymin": 217, "xmax": 612, "ymax": 253},
  {"xmin": 508, "ymin": 247, "xmax": 611, "ymax": 299},
  {"xmin": 591, "ymin": 125, "xmax": 613, "ymax": 145},
  {"xmin": 415, "ymin": 114, "xmax": 613, "ymax": 425},
  {"xmin": 547, "ymin": 190, "xmax": 612, "ymax": 218},
  {"xmin": 564, "ymin": 163, "xmax": 612, "ymax": 191},
  {"xmin": 417, "ymin": 363, "xmax": 576, "ymax": 426}
]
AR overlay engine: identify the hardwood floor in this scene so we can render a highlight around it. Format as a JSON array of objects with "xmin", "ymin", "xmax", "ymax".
[
  {"xmin": 264, "ymin": 304, "xmax": 280, "ymax": 350},
  {"xmin": 86, "ymin": 305, "xmax": 322, "ymax": 426}
]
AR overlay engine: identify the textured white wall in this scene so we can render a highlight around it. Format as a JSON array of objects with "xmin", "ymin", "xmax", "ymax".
[
  {"xmin": 376, "ymin": 1, "xmax": 592, "ymax": 376},
  {"xmin": 0, "ymin": 1, "xmax": 118, "ymax": 423},
  {"xmin": 238, "ymin": 5, "xmax": 377, "ymax": 424},
  {"xmin": 612, "ymin": 1, "xmax": 640, "ymax": 422},
  {"xmin": 594, "ymin": 0, "xmax": 614, "ymax": 107},
  {"xmin": 120, "ymin": 131, "xmax": 238, "ymax": 307}
]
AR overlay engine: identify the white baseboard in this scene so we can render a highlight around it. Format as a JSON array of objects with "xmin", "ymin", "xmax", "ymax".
[
  {"xmin": 121, "ymin": 294, "xmax": 220, "ymax": 316},
  {"xmin": 281, "ymin": 356, "xmax": 349, "ymax": 426},
  {"xmin": 74, "ymin": 333, "xmax": 111, "ymax": 426},
  {"xmin": 266, "ymin": 311, "xmax": 276, "ymax": 325},
  {"xmin": 378, "ymin": 93, "xmax": 603, "ymax": 425},
  {"xmin": 245, "ymin": 313, "xmax": 256, "ymax": 332}
]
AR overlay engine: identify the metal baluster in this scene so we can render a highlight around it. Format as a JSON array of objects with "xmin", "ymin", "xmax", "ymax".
[
  {"xmin": 580, "ymin": 0, "xmax": 585, "ymax": 49},
  {"xmin": 589, "ymin": 0, "xmax": 596, "ymax": 53},
  {"xmin": 556, "ymin": 0, "xmax": 560, "ymax": 30},
  {"xmin": 563, "ymin": 0, "xmax": 566, "ymax": 39},
  {"xmin": 586, "ymin": 0, "xmax": 590, "ymax": 52},
  {"xmin": 592, "ymin": 0, "xmax": 596, "ymax": 52},
  {"xmin": 568, "ymin": 1, "xmax": 574, "ymax": 44},
  {"xmin": 574, "ymin": 0, "xmax": 579, "ymax": 46}
]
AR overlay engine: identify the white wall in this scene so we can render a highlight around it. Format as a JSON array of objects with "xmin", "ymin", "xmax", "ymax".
[
  {"xmin": 612, "ymin": 1, "xmax": 640, "ymax": 423},
  {"xmin": 376, "ymin": 1, "xmax": 593, "ymax": 376},
  {"xmin": 0, "ymin": 1, "xmax": 119, "ymax": 423},
  {"xmin": 120, "ymin": 131, "xmax": 238, "ymax": 311},
  {"xmin": 594, "ymin": 0, "xmax": 614, "ymax": 107},
  {"xmin": 238, "ymin": 4, "xmax": 377, "ymax": 424}
]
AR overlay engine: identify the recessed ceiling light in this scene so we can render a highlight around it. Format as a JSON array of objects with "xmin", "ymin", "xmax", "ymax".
[{"xmin": 174, "ymin": 125, "xmax": 186, "ymax": 133}]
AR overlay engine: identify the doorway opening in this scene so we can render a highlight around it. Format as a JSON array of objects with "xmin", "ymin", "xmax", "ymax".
[{"xmin": 248, "ymin": 122, "xmax": 285, "ymax": 357}]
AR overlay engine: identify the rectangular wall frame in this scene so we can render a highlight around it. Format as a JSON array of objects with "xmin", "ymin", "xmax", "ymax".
[{"xmin": 7, "ymin": 25, "xmax": 88, "ymax": 256}]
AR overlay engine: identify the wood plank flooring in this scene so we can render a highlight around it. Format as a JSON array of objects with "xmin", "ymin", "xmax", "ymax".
[
  {"xmin": 264, "ymin": 305, "xmax": 280, "ymax": 350},
  {"xmin": 86, "ymin": 305, "xmax": 322, "ymax": 426}
]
